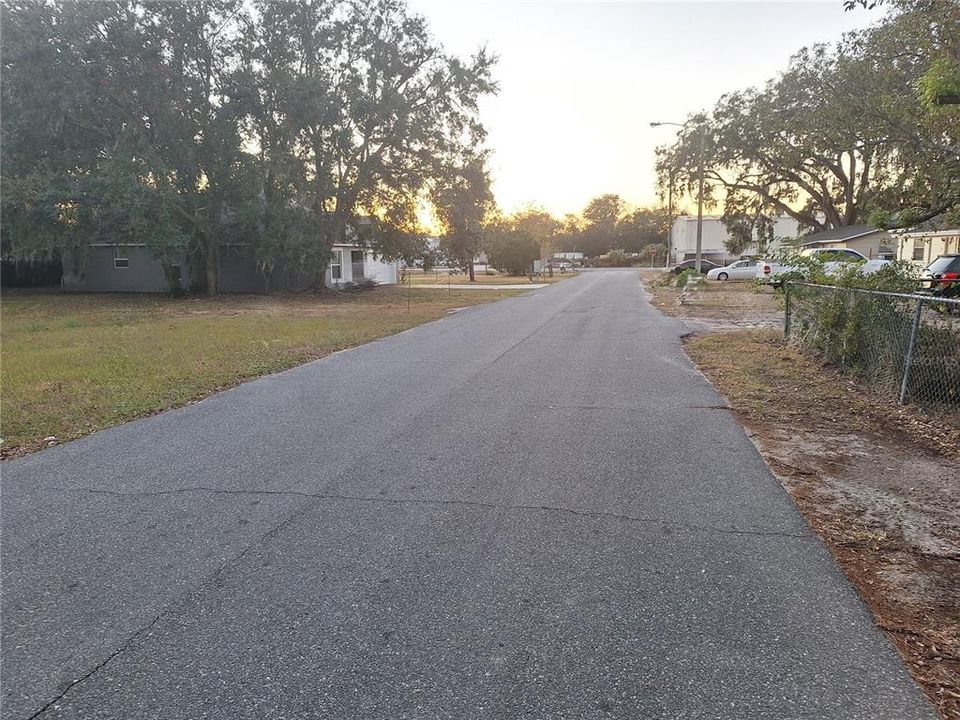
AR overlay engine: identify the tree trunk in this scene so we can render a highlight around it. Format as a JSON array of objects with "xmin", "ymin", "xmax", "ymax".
[
  {"xmin": 468, "ymin": 260, "xmax": 475, "ymax": 282},
  {"xmin": 200, "ymin": 232, "xmax": 218, "ymax": 296},
  {"xmin": 60, "ymin": 246, "xmax": 86, "ymax": 291},
  {"xmin": 312, "ymin": 260, "xmax": 332, "ymax": 292},
  {"xmin": 162, "ymin": 262, "xmax": 184, "ymax": 296},
  {"xmin": 312, "ymin": 212, "xmax": 348, "ymax": 291}
]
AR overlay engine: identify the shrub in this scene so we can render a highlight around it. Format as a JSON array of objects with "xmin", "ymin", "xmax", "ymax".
[
  {"xmin": 676, "ymin": 268, "xmax": 699, "ymax": 289},
  {"xmin": 585, "ymin": 250, "xmax": 639, "ymax": 268},
  {"xmin": 486, "ymin": 229, "xmax": 539, "ymax": 276},
  {"xmin": 786, "ymin": 261, "xmax": 958, "ymax": 407}
]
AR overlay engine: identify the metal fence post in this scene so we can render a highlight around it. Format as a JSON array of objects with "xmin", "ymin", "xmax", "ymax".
[
  {"xmin": 898, "ymin": 297, "xmax": 924, "ymax": 405},
  {"xmin": 784, "ymin": 282, "xmax": 791, "ymax": 339}
]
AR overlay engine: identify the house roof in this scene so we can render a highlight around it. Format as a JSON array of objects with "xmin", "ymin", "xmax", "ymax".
[
  {"xmin": 900, "ymin": 227, "xmax": 960, "ymax": 238},
  {"xmin": 896, "ymin": 213, "xmax": 960, "ymax": 236},
  {"xmin": 797, "ymin": 225, "xmax": 886, "ymax": 246}
]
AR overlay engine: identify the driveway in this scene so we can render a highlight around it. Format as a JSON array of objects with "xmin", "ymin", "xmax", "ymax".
[{"xmin": 1, "ymin": 270, "xmax": 934, "ymax": 719}]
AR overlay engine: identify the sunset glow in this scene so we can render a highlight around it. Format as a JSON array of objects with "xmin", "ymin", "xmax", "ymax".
[{"xmin": 408, "ymin": 1, "xmax": 878, "ymax": 216}]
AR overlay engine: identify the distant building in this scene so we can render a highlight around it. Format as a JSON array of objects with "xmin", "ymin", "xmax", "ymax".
[
  {"xmin": 553, "ymin": 252, "xmax": 584, "ymax": 262},
  {"xmin": 78, "ymin": 241, "xmax": 400, "ymax": 294},
  {"xmin": 668, "ymin": 215, "xmax": 801, "ymax": 265},
  {"xmin": 73, "ymin": 217, "xmax": 401, "ymax": 294}
]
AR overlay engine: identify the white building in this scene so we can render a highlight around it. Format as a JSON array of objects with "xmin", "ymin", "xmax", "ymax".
[
  {"xmin": 668, "ymin": 215, "xmax": 802, "ymax": 264},
  {"xmin": 326, "ymin": 244, "xmax": 401, "ymax": 287},
  {"xmin": 895, "ymin": 227, "xmax": 960, "ymax": 267}
]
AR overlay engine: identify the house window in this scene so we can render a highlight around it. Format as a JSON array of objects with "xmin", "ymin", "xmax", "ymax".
[
  {"xmin": 113, "ymin": 246, "xmax": 129, "ymax": 269},
  {"xmin": 330, "ymin": 249, "xmax": 342, "ymax": 280},
  {"xmin": 912, "ymin": 244, "xmax": 926, "ymax": 261}
]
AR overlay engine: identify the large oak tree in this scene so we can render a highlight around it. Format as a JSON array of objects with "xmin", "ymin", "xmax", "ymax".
[
  {"xmin": 1, "ymin": 0, "xmax": 496, "ymax": 293},
  {"xmin": 656, "ymin": 0, "xmax": 960, "ymax": 238}
]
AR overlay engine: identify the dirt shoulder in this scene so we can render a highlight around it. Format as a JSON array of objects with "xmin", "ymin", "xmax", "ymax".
[
  {"xmin": 648, "ymin": 271, "xmax": 960, "ymax": 719},
  {"xmin": 641, "ymin": 268, "xmax": 783, "ymax": 332}
]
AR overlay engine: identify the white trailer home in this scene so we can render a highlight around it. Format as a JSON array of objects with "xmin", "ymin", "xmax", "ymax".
[{"xmin": 668, "ymin": 215, "xmax": 802, "ymax": 264}]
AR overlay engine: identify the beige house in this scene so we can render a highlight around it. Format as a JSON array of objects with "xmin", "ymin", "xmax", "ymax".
[
  {"xmin": 896, "ymin": 228, "xmax": 960, "ymax": 267},
  {"xmin": 795, "ymin": 225, "xmax": 894, "ymax": 259}
]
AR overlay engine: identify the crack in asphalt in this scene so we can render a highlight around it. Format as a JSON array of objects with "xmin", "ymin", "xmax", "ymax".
[
  {"xmin": 27, "ymin": 286, "xmax": 590, "ymax": 719},
  {"xmin": 25, "ymin": 612, "xmax": 166, "ymax": 720},
  {"xmin": 54, "ymin": 486, "xmax": 810, "ymax": 541},
  {"xmin": 16, "ymin": 276, "xmax": 810, "ymax": 719},
  {"xmin": 25, "ymin": 493, "xmax": 321, "ymax": 720}
]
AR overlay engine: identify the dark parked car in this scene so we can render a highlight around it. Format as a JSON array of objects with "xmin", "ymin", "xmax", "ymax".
[
  {"xmin": 921, "ymin": 254, "xmax": 960, "ymax": 299},
  {"xmin": 670, "ymin": 258, "xmax": 720, "ymax": 275}
]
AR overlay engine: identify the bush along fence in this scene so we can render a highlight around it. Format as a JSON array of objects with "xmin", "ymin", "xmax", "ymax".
[{"xmin": 783, "ymin": 282, "xmax": 960, "ymax": 412}]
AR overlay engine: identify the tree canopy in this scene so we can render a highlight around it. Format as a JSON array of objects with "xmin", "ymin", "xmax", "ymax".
[
  {"xmin": 485, "ymin": 226, "xmax": 539, "ymax": 276},
  {"xmin": 655, "ymin": 0, "xmax": 960, "ymax": 236},
  {"xmin": 1, "ymin": 0, "xmax": 496, "ymax": 293},
  {"xmin": 432, "ymin": 152, "xmax": 493, "ymax": 281}
]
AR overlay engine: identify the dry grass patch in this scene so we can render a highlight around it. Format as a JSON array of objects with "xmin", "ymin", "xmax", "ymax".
[
  {"xmin": 645, "ymin": 270, "xmax": 782, "ymax": 331},
  {"xmin": 1, "ymin": 287, "xmax": 520, "ymax": 458},
  {"xmin": 688, "ymin": 330, "xmax": 960, "ymax": 457}
]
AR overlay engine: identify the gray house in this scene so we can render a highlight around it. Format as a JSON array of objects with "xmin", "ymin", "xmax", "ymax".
[
  {"xmin": 794, "ymin": 225, "xmax": 895, "ymax": 260},
  {"xmin": 74, "ymin": 241, "xmax": 400, "ymax": 293}
]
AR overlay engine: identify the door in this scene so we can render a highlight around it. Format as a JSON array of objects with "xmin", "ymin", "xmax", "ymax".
[
  {"xmin": 731, "ymin": 260, "xmax": 758, "ymax": 279},
  {"xmin": 351, "ymin": 250, "xmax": 365, "ymax": 280}
]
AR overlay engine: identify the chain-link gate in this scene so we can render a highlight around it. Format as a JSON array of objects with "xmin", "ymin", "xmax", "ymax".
[{"xmin": 784, "ymin": 282, "xmax": 960, "ymax": 413}]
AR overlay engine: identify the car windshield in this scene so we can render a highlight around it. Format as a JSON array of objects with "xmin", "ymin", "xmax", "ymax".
[{"xmin": 926, "ymin": 256, "xmax": 960, "ymax": 274}]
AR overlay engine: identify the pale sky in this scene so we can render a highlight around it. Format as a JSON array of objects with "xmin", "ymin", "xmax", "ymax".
[{"xmin": 408, "ymin": 0, "xmax": 878, "ymax": 218}]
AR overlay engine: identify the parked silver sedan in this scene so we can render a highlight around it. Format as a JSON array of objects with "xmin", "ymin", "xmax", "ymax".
[{"xmin": 706, "ymin": 259, "xmax": 760, "ymax": 281}]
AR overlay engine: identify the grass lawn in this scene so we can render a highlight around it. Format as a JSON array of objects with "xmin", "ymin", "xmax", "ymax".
[
  {"xmin": 407, "ymin": 269, "xmax": 571, "ymax": 285},
  {"xmin": 1, "ymin": 286, "xmax": 520, "ymax": 458}
]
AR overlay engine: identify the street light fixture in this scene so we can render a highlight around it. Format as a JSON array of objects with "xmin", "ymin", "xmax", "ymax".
[{"xmin": 650, "ymin": 120, "xmax": 706, "ymax": 274}]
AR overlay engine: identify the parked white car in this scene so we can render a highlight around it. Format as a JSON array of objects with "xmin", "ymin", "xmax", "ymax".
[
  {"xmin": 757, "ymin": 248, "xmax": 891, "ymax": 285},
  {"xmin": 706, "ymin": 259, "xmax": 760, "ymax": 281}
]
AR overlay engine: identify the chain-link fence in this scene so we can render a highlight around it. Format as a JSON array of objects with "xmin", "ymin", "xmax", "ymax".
[{"xmin": 784, "ymin": 282, "xmax": 960, "ymax": 413}]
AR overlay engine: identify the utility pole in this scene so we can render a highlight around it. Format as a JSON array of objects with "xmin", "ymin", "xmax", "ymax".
[
  {"xmin": 666, "ymin": 168, "xmax": 673, "ymax": 268},
  {"xmin": 650, "ymin": 120, "xmax": 707, "ymax": 274},
  {"xmin": 695, "ymin": 124, "xmax": 705, "ymax": 274}
]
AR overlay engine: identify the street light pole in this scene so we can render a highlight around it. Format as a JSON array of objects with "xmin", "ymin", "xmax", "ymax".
[
  {"xmin": 666, "ymin": 168, "xmax": 673, "ymax": 268},
  {"xmin": 695, "ymin": 124, "xmax": 705, "ymax": 274},
  {"xmin": 651, "ymin": 119, "xmax": 707, "ymax": 274}
]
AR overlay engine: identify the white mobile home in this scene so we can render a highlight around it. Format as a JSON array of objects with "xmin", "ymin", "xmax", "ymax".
[
  {"xmin": 668, "ymin": 215, "xmax": 801, "ymax": 264},
  {"xmin": 896, "ymin": 227, "xmax": 960, "ymax": 267}
]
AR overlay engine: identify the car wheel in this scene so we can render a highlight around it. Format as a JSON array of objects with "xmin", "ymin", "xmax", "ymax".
[{"xmin": 717, "ymin": 272, "xmax": 728, "ymax": 281}]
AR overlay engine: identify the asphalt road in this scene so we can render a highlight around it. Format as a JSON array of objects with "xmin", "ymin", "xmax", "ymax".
[{"xmin": 2, "ymin": 270, "xmax": 935, "ymax": 719}]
